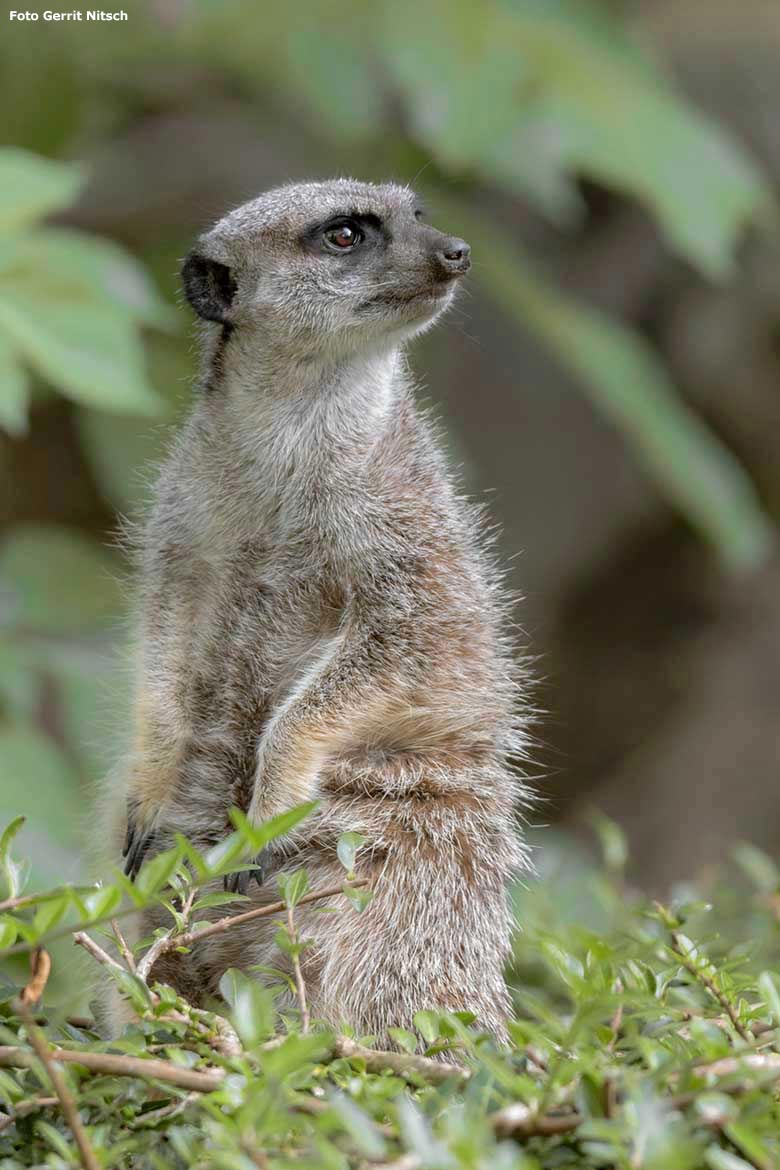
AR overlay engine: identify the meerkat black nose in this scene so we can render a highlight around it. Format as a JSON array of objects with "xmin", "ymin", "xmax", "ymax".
[{"xmin": 435, "ymin": 237, "xmax": 471, "ymax": 277}]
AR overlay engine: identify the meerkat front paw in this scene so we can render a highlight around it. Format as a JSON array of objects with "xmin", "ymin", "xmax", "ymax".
[{"xmin": 122, "ymin": 802, "xmax": 157, "ymax": 880}]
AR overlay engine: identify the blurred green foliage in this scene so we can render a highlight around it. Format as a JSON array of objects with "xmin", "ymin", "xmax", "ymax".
[
  {"xmin": 3, "ymin": 813, "xmax": 780, "ymax": 1166},
  {"xmin": 0, "ymin": 0, "xmax": 777, "ymax": 933},
  {"xmin": 0, "ymin": 150, "xmax": 167, "ymax": 431}
]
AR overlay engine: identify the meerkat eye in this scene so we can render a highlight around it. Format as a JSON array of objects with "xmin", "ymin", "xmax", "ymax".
[{"xmin": 323, "ymin": 222, "xmax": 364, "ymax": 252}]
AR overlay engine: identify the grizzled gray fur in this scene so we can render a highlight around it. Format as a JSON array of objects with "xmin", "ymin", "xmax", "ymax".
[{"xmin": 106, "ymin": 178, "xmax": 532, "ymax": 1045}]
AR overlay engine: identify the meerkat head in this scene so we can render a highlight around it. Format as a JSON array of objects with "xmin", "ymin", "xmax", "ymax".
[{"xmin": 181, "ymin": 179, "xmax": 470, "ymax": 357}]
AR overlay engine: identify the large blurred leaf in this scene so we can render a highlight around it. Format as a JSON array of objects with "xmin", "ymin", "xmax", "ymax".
[
  {"xmin": 0, "ymin": 293, "xmax": 162, "ymax": 415},
  {"xmin": 0, "ymin": 147, "xmax": 170, "ymax": 433},
  {"xmin": 0, "ymin": 334, "xmax": 30, "ymax": 436},
  {"xmin": 0, "ymin": 228, "xmax": 178, "ymax": 330},
  {"xmin": 75, "ymin": 406, "xmax": 168, "ymax": 513},
  {"xmin": 0, "ymin": 148, "xmax": 83, "ymax": 234},
  {"xmin": 381, "ymin": 0, "xmax": 770, "ymax": 275},
  {"xmin": 0, "ymin": 724, "xmax": 80, "ymax": 845},
  {"xmin": 447, "ymin": 199, "xmax": 774, "ymax": 570},
  {"xmin": 0, "ymin": 525, "xmax": 124, "ymax": 634},
  {"xmin": 0, "ymin": 723, "xmax": 84, "ymax": 890}
]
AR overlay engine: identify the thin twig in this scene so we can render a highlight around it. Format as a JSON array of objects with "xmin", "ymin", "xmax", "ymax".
[
  {"xmin": 135, "ymin": 880, "xmax": 370, "ymax": 983},
  {"xmin": 495, "ymin": 1053, "xmax": 780, "ymax": 1142},
  {"xmin": 20, "ymin": 947, "xmax": 52, "ymax": 1005},
  {"xmin": 374, "ymin": 1157, "xmax": 421, "ymax": 1170},
  {"xmin": 0, "ymin": 1043, "xmax": 224, "ymax": 1092},
  {"xmin": 286, "ymin": 902, "xmax": 310, "ymax": 1034},
  {"xmin": 491, "ymin": 1101, "xmax": 583, "ymax": 1139},
  {"xmin": 668, "ymin": 928, "xmax": 752, "ymax": 1042},
  {"xmin": 128, "ymin": 1092, "xmax": 199, "ymax": 1128},
  {"xmin": 242, "ymin": 1141, "xmax": 270, "ymax": 1168},
  {"xmin": 136, "ymin": 886, "xmax": 197, "ymax": 982},
  {"xmin": 14, "ymin": 1001, "xmax": 100, "ymax": 1170},
  {"xmin": 695, "ymin": 1052, "xmax": 780, "ymax": 1080},
  {"xmin": 0, "ymin": 1096, "xmax": 59, "ymax": 1133},
  {"xmin": 331, "ymin": 1035, "xmax": 470, "ymax": 1085},
  {"xmin": 607, "ymin": 980, "xmax": 623, "ymax": 1052},
  {"xmin": 0, "ymin": 890, "xmax": 40, "ymax": 914},
  {"xmin": 73, "ymin": 931, "xmax": 126, "ymax": 973},
  {"xmin": 111, "ymin": 919, "xmax": 136, "ymax": 971}
]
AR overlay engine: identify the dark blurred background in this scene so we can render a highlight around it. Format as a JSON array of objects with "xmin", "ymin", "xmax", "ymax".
[{"xmin": 1, "ymin": 0, "xmax": 779, "ymax": 894}]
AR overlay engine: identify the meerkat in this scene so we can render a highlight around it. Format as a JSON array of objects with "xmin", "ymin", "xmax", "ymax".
[{"xmin": 109, "ymin": 179, "xmax": 532, "ymax": 1045}]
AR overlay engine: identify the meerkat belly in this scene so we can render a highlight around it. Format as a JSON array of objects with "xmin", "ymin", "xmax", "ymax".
[{"xmin": 148, "ymin": 559, "xmax": 344, "ymax": 835}]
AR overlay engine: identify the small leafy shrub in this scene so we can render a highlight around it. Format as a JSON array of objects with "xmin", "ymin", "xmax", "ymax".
[{"xmin": 2, "ymin": 811, "xmax": 780, "ymax": 1167}]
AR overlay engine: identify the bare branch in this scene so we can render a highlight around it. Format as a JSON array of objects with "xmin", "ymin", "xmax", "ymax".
[
  {"xmin": 695, "ymin": 1052, "xmax": 780, "ymax": 1081},
  {"xmin": 331, "ymin": 1035, "xmax": 470, "ymax": 1085},
  {"xmin": 111, "ymin": 919, "xmax": 136, "ymax": 971},
  {"xmin": 73, "ymin": 931, "xmax": 126, "ymax": 974},
  {"xmin": 0, "ymin": 891, "xmax": 40, "ymax": 914},
  {"xmin": 127, "ymin": 1092, "xmax": 199, "ymax": 1129},
  {"xmin": 0, "ymin": 1043, "xmax": 224, "ymax": 1093},
  {"xmin": 14, "ymin": 1000, "xmax": 100, "ymax": 1170},
  {"xmin": 0, "ymin": 1096, "xmax": 58, "ymax": 1134},
  {"xmin": 19, "ymin": 948, "xmax": 51, "ymax": 1006},
  {"xmin": 491, "ymin": 1101, "xmax": 583, "ymax": 1139}
]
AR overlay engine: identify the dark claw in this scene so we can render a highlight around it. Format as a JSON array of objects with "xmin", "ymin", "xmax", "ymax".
[
  {"xmin": 223, "ymin": 847, "xmax": 270, "ymax": 895},
  {"xmin": 123, "ymin": 807, "xmax": 157, "ymax": 880}
]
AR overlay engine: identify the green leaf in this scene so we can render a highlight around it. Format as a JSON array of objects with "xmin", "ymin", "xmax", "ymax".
[
  {"xmin": 278, "ymin": 868, "xmax": 309, "ymax": 909},
  {"xmin": 0, "ymin": 817, "xmax": 26, "ymax": 866},
  {"xmin": 0, "ymin": 919, "xmax": 17, "ymax": 949},
  {"xmin": 0, "ymin": 525, "xmax": 123, "ymax": 634},
  {"xmin": 733, "ymin": 842, "xmax": 779, "ymax": 893},
  {"xmin": 75, "ymin": 405, "xmax": 171, "ymax": 513},
  {"xmin": 0, "ymin": 148, "xmax": 83, "ymax": 234},
  {"xmin": 331, "ymin": 1094, "xmax": 387, "ymax": 1159},
  {"xmin": 80, "ymin": 885, "xmax": 122, "ymax": 921},
  {"xmin": 285, "ymin": 16, "xmax": 385, "ymax": 141},
  {"xmin": 134, "ymin": 846, "xmax": 183, "ymax": 898},
  {"xmin": 337, "ymin": 831, "xmax": 366, "ymax": 874},
  {"xmin": 220, "ymin": 968, "xmax": 274, "ymax": 1046},
  {"xmin": 758, "ymin": 971, "xmax": 780, "ymax": 1025},
  {"xmin": 0, "ymin": 726, "xmax": 81, "ymax": 892},
  {"xmin": 387, "ymin": 1027, "xmax": 418, "ymax": 1054},
  {"xmin": 444, "ymin": 198, "xmax": 775, "ymax": 572},
  {"xmin": 202, "ymin": 830, "xmax": 248, "ymax": 879},
  {"xmin": 589, "ymin": 811, "xmax": 627, "ymax": 873},
  {"xmin": 32, "ymin": 895, "xmax": 69, "ymax": 937},
  {"xmin": 229, "ymin": 801, "xmax": 319, "ymax": 853},
  {"xmin": 199, "ymin": 828, "xmax": 249, "ymax": 879},
  {"xmin": 342, "ymin": 885, "xmax": 373, "ymax": 913},
  {"xmin": 0, "ymin": 334, "xmax": 30, "ymax": 436},
  {"xmin": 723, "ymin": 1122, "xmax": 775, "ymax": 1169},
  {"xmin": 0, "ymin": 227, "xmax": 177, "ymax": 330},
  {"xmin": 0, "ymin": 293, "xmax": 163, "ymax": 415},
  {"xmin": 109, "ymin": 966, "xmax": 156, "ymax": 1013},
  {"xmin": 383, "ymin": 0, "xmax": 771, "ymax": 275},
  {"xmin": 192, "ymin": 891, "xmax": 248, "ymax": 912},
  {"xmin": 35, "ymin": 1119, "xmax": 75, "ymax": 1160},
  {"xmin": 413, "ymin": 1010, "xmax": 441, "ymax": 1044},
  {"xmin": 705, "ymin": 1147, "xmax": 757, "ymax": 1170}
]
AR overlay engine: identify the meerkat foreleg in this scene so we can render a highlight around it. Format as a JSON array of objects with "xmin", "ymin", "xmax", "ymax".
[{"xmin": 225, "ymin": 621, "xmax": 409, "ymax": 893}]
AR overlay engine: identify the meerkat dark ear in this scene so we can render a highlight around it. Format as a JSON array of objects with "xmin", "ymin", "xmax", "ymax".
[{"xmin": 181, "ymin": 251, "xmax": 237, "ymax": 324}]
